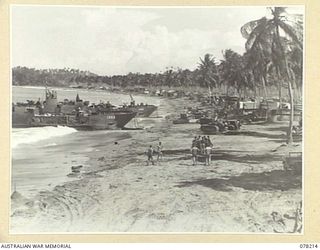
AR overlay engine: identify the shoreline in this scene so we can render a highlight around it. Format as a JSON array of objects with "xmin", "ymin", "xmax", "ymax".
[
  {"xmin": 10, "ymin": 92, "xmax": 302, "ymax": 233},
  {"xmin": 10, "ymin": 96, "xmax": 180, "ymax": 231}
]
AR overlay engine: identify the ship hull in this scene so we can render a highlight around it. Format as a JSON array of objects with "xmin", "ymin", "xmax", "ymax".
[
  {"xmin": 12, "ymin": 108, "xmax": 136, "ymax": 130},
  {"xmin": 127, "ymin": 105, "xmax": 157, "ymax": 117},
  {"xmin": 12, "ymin": 89, "xmax": 137, "ymax": 130},
  {"xmin": 12, "ymin": 106, "xmax": 36, "ymax": 128}
]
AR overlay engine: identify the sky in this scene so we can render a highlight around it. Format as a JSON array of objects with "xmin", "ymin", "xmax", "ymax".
[{"xmin": 11, "ymin": 6, "xmax": 304, "ymax": 76}]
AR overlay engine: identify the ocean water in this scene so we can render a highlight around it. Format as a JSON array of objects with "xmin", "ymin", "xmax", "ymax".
[
  {"xmin": 11, "ymin": 129, "xmax": 88, "ymax": 198},
  {"xmin": 12, "ymin": 85, "xmax": 160, "ymax": 106},
  {"xmin": 11, "ymin": 86, "xmax": 161, "ymax": 198},
  {"xmin": 12, "ymin": 126, "xmax": 77, "ymax": 149}
]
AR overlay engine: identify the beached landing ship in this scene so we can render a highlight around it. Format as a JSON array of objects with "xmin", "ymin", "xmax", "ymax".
[
  {"xmin": 121, "ymin": 94, "xmax": 157, "ymax": 117},
  {"xmin": 12, "ymin": 89, "xmax": 136, "ymax": 130}
]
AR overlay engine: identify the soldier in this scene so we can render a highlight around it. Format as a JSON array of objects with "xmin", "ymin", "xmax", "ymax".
[
  {"xmin": 191, "ymin": 136, "xmax": 197, "ymax": 147},
  {"xmin": 206, "ymin": 135, "xmax": 213, "ymax": 147},
  {"xmin": 204, "ymin": 145, "xmax": 212, "ymax": 166},
  {"xmin": 146, "ymin": 145, "xmax": 155, "ymax": 166},
  {"xmin": 55, "ymin": 104, "xmax": 61, "ymax": 115},
  {"xmin": 191, "ymin": 145, "xmax": 199, "ymax": 166},
  {"xmin": 157, "ymin": 141, "xmax": 163, "ymax": 162}
]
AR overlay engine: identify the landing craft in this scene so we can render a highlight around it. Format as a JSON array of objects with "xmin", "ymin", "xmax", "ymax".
[
  {"xmin": 121, "ymin": 94, "xmax": 157, "ymax": 117},
  {"xmin": 12, "ymin": 88, "xmax": 136, "ymax": 130}
]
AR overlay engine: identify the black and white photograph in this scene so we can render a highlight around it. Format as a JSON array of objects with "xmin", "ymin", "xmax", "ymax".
[{"xmin": 10, "ymin": 5, "xmax": 304, "ymax": 233}]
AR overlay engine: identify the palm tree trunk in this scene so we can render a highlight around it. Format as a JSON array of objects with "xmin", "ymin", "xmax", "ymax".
[
  {"xmin": 244, "ymin": 86, "xmax": 247, "ymax": 99},
  {"xmin": 276, "ymin": 25, "xmax": 293, "ymax": 144},
  {"xmin": 254, "ymin": 85, "xmax": 257, "ymax": 99},
  {"xmin": 279, "ymin": 81, "xmax": 282, "ymax": 103},
  {"xmin": 287, "ymin": 80, "xmax": 294, "ymax": 143},
  {"xmin": 293, "ymin": 79, "xmax": 300, "ymax": 101},
  {"xmin": 276, "ymin": 67, "xmax": 282, "ymax": 104},
  {"xmin": 261, "ymin": 75, "xmax": 269, "ymax": 120},
  {"xmin": 261, "ymin": 75, "xmax": 268, "ymax": 99}
]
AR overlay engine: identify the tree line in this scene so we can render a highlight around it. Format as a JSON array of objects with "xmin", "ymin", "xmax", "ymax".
[
  {"xmin": 12, "ymin": 7, "xmax": 303, "ymax": 143},
  {"xmin": 12, "ymin": 8, "xmax": 303, "ymax": 100},
  {"xmin": 12, "ymin": 41, "xmax": 302, "ymax": 100}
]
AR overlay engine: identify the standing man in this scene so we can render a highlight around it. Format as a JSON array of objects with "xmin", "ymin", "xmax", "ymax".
[
  {"xmin": 204, "ymin": 145, "xmax": 212, "ymax": 166},
  {"xmin": 191, "ymin": 145, "xmax": 199, "ymax": 166},
  {"xmin": 146, "ymin": 145, "xmax": 155, "ymax": 166},
  {"xmin": 191, "ymin": 136, "xmax": 197, "ymax": 147},
  {"xmin": 200, "ymin": 136, "xmax": 206, "ymax": 154},
  {"xmin": 157, "ymin": 141, "xmax": 163, "ymax": 162},
  {"xmin": 206, "ymin": 135, "xmax": 213, "ymax": 147},
  {"xmin": 55, "ymin": 104, "xmax": 61, "ymax": 115}
]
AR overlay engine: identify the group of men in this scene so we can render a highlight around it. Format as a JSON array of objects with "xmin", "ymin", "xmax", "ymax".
[
  {"xmin": 145, "ymin": 136, "xmax": 213, "ymax": 166},
  {"xmin": 191, "ymin": 136, "xmax": 213, "ymax": 166},
  {"xmin": 146, "ymin": 142, "xmax": 163, "ymax": 165}
]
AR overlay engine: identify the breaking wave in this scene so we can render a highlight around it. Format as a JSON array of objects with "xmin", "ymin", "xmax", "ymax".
[
  {"xmin": 44, "ymin": 142, "xmax": 58, "ymax": 147},
  {"xmin": 12, "ymin": 126, "xmax": 77, "ymax": 149}
]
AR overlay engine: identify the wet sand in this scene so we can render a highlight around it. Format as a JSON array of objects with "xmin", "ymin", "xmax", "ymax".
[{"xmin": 10, "ymin": 97, "xmax": 302, "ymax": 233}]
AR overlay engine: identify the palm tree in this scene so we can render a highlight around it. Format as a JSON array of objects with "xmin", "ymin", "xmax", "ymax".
[
  {"xmin": 220, "ymin": 49, "xmax": 247, "ymax": 97},
  {"xmin": 241, "ymin": 7, "xmax": 303, "ymax": 144},
  {"xmin": 243, "ymin": 45, "xmax": 271, "ymax": 99},
  {"xmin": 178, "ymin": 69, "xmax": 193, "ymax": 88},
  {"xmin": 288, "ymin": 45, "xmax": 303, "ymax": 100},
  {"xmin": 198, "ymin": 54, "xmax": 219, "ymax": 91},
  {"xmin": 164, "ymin": 68, "xmax": 175, "ymax": 88}
]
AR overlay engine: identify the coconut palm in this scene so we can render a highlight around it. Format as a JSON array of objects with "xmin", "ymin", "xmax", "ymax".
[
  {"xmin": 220, "ymin": 49, "xmax": 247, "ymax": 97},
  {"xmin": 241, "ymin": 7, "xmax": 303, "ymax": 144},
  {"xmin": 287, "ymin": 45, "xmax": 303, "ymax": 100},
  {"xmin": 243, "ymin": 48, "xmax": 270, "ymax": 99},
  {"xmin": 198, "ymin": 54, "xmax": 220, "ymax": 90}
]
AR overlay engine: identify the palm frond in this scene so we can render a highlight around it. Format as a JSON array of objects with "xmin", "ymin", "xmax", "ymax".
[
  {"xmin": 278, "ymin": 21, "xmax": 303, "ymax": 51},
  {"xmin": 241, "ymin": 18, "xmax": 265, "ymax": 39},
  {"xmin": 244, "ymin": 18, "xmax": 270, "ymax": 51},
  {"xmin": 273, "ymin": 7, "xmax": 287, "ymax": 17}
]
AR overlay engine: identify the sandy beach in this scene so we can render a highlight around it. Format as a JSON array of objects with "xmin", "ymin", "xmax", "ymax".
[{"xmin": 10, "ymin": 96, "xmax": 302, "ymax": 233}]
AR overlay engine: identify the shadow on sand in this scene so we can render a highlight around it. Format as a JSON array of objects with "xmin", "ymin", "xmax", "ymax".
[
  {"xmin": 229, "ymin": 131, "xmax": 286, "ymax": 139},
  {"xmin": 226, "ymin": 128, "xmax": 301, "ymax": 143},
  {"xmin": 161, "ymin": 149, "xmax": 284, "ymax": 164},
  {"xmin": 177, "ymin": 170, "xmax": 302, "ymax": 192},
  {"xmin": 212, "ymin": 150, "xmax": 283, "ymax": 164},
  {"xmin": 265, "ymin": 126, "xmax": 289, "ymax": 133}
]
